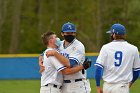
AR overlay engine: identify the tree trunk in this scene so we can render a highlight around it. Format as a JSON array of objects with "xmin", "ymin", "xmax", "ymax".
[
  {"xmin": 55, "ymin": 0, "xmax": 58, "ymax": 31},
  {"xmin": 0, "ymin": 0, "xmax": 8, "ymax": 53},
  {"xmin": 0, "ymin": 0, "xmax": 3, "ymax": 53},
  {"xmin": 9, "ymin": 0, "xmax": 23, "ymax": 53},
  {"xmin": 123, "ymin": 0, "xmax": 128, "ymax": 23},
  {"xmin": 96, "ymin": 0, "xmax": 104, "ymax": 51},
  {"xmin": 38, "ymin": 0, "xmax": 44, "ymax": 33}
]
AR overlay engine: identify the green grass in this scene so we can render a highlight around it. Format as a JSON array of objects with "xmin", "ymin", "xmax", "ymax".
[
  {"xmin": 0, "ymin": 79, "xmax": 140, "ymax": 93},
  {"xmin": 0, "ymin": 80, "xmax": 40, "ymax": 93}
]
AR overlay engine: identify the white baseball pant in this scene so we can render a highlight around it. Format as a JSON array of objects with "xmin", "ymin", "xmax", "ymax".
[
  {"xmin": 62, "ymin": 79, "xmax": 91, "ymax": 93},
  {"xmin": 103, "ymin": 82, "xmax": 129, "ymax": 93},
  {"xmin": 40, "ymin": 84, "xmax": 62, "ymax": 93}
]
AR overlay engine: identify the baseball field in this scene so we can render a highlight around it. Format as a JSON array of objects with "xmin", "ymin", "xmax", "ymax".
[{"xmin": 0, "ymin": 79, "xmax": 139, "ymax": 93}]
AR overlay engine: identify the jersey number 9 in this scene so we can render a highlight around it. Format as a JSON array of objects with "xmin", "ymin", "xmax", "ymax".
[{"xmin": 114, "ymin": 51, "xmax": 123, "ymax": 67}]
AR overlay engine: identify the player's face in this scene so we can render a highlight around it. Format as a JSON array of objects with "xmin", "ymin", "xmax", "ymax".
[
  {"xmin": 61, "ymin": 32, "xmax": 76, "ymax": 43},
  {"xmin": 49, "ymin": 35, "xmax": 61, "ymax": 47},
  {"xmin": 110, "ymin": 33, "xmax": 115, "ymax": 40},
  {"xmin": 49, "ymin": 34, "xmax": 58, "ymax": 47}
]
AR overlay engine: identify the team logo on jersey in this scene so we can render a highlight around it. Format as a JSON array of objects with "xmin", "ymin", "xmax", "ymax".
[
  {"xmin": 68, "ymin": 25, "xmax": 72, "ymax": 29},
  {"xmin": 60, "ymin": 52, "xmax": 69, "ymax": 58},
  {"xmin": 72, "ymin": 47, "xmax": 76, "ymax": 51}
]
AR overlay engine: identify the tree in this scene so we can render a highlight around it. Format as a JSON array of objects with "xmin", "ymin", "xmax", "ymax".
[
  {"xmin": 96, "ymin": 0, "xmax": 104, "ymax": 51},
  {"xmin": 0, "ymin": 0, "xmax": 8, "ymax": 53},
  {"xmin": 9, "ymin": 0, "xmax": 23, "ymax": 53}
]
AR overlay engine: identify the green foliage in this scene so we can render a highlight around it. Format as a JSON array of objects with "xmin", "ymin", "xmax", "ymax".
[{"xmin": 1, "ymin": 0, "xmax": 140, "ymax": 53}]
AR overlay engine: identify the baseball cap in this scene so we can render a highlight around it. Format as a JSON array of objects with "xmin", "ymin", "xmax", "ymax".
[
  {"xmin": 106, "ymin": 23, "xmax": 126, "ymax": 35},
  {"xmin": 61, "ymin": 22, "xmax": 76, "ymax": 32}
]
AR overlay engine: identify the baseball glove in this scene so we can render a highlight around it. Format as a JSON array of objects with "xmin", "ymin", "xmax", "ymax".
[{"xmin": 82, "ymin": 58, "xmax": 92, "ymax": 69}]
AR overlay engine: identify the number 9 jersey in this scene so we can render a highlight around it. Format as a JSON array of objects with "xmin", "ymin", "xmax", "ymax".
[{"xmin": 95, "ymin": 40, "xmax": 140, "ymax": 83}]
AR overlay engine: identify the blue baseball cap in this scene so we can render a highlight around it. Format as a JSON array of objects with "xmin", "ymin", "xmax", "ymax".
[
  {"xmin": 106, "ymin": 23, "xmax": 126, "ymax": 35},
  {"xmin": 61, "ymin": 22, "xmax": 76, "ymax": 32}
]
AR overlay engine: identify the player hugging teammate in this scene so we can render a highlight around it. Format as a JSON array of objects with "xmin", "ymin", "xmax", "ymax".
[{"xmin": 39, "ymin": 22, "xmax": 91, "ymax": 93}]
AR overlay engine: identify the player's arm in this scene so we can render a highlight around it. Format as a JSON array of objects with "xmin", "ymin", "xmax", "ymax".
[
  {"xmin": 68, "ymin": 44, "xmax": 86, "ymax": 68},
  {"xmin": 61, "ymin": 65, "xmax": 84, "ymax": 75},
  {"xmin": 95, "ymin": 65, "xmax": 103, "ymax": 93},
  {"xmin": 130, "ymin": 47, "xmax": 140, "ymax": 87},
  {"xmin": 39, "ymin": 55, "xmax": 43, "ymax": 66},
  {"xmin": 39, "ymin": 53, "xmax": 45, "ymax": 73},
  {"xmin": 129, "ymin": 70, "xmax": 140, "ymax": 87},
  {"xmin": 46, "ymin": 50, "xmax": 70, "ymax": 68},
  {"xmin": 69, "ymin": 44, "xmax": 85, "ymax": 65},
  {"xmin": 94, "ymin": 46, "xmax": 106, "ymax": 93},
  {"xmin": 52, "ymin": 55, "xmax": 91, "ymax": 75},
  {"xmin": 95, "ymin": 46, "xmax": 106, "ymax": 87},
  {"xmin": 60, "ymin": 59, "xmax": 91, "ymax": 75},
  {"xmin": 96, "ymin": 87, "xmax": 103, "ymax": 93}
]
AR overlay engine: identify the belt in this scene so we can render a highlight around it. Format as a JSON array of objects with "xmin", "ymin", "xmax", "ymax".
[
  {"xmin": 64, "ymin": 79, "xmax": 83, "ymax": 83},
  {"xmin": 45, "ymin": 84, "xmax": 62, "ymax": 89}
]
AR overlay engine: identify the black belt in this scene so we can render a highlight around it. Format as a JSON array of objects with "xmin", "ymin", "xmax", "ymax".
[
  {"xmin": 45, "ymin": 84, "xmax": 62, "ymax": 89},
  {"xmin": 64, "ymin": 79, "xmax": 82, "ymax": 83}
]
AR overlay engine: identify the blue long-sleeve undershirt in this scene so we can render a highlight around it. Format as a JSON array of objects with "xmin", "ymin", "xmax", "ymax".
[
  {"xmin": 95, "ymin": 65, "xmax": 140, "ymax": 86},
  {"xmin": 95, "ymin": 65, "xmax": 103, "ymax": 87},
  {"xmin": 69, "ymin": 59, "xmax": 78, "ymax": 67},
  {"xmin": 131, "ymin": 70, "xmax": 140, "ymax": 83}
]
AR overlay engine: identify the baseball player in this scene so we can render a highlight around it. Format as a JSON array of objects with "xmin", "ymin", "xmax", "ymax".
[
  {"xmin": 95, "ymin": 23, "xmax": 140, "ymax": 93},
  {"xmin": 46, "ymin": 22, "xmax": 91, "ymax": 93},
  {"xmin": 40, "ymin": 32, "xmax": 91, "ymax": 93}
]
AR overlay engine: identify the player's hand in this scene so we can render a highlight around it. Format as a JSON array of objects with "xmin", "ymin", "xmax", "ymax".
[
  {"xmin": 39, "ymin": 61, "xmax": 45, "ymax": 73},
  {"xmin": 39, "ymin": 65, "xmax": 45, "ymax": 73},
  {"xmin": 46, "ymin": 50, "xmax": 56, "ymax": 57},
  {"xmin": 39, "ymin": 59, "xmax": 43, "ymax": 67},
  {"xmin": 129, "ymin": 82, "xmax": 133, "ymax": 88},
  {"xmin": 82, "ymin": 58, "xmax": 92, "ymax": 69},
  {"xmin": 39, "ymin": 56, "xmax": 45, "ymax": 73},
  {"xmin": 96, "ymin": 87, "xmax": 103, "ymax": 93}
]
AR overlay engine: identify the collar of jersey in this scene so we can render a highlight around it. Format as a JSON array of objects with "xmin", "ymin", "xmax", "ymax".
[
  {"xmin": 63, "ymin": 38, "xmax": 76, "ymax": 49},
  {"xmin": 47, "ymin": 47, "xmax": 59, "ymax": 52},
  {"xmin": 112, "ymin": 40, "xmax": 126, "ymax": 42}
]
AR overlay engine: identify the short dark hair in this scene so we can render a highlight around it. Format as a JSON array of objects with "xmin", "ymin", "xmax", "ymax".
[
  {"xmin": 41, "ymin": 32, "xmax": 55, "ymax": 46},
  {"xmin": 114, "ymin": 34, "xmax": 126, "ymax": 40}
]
